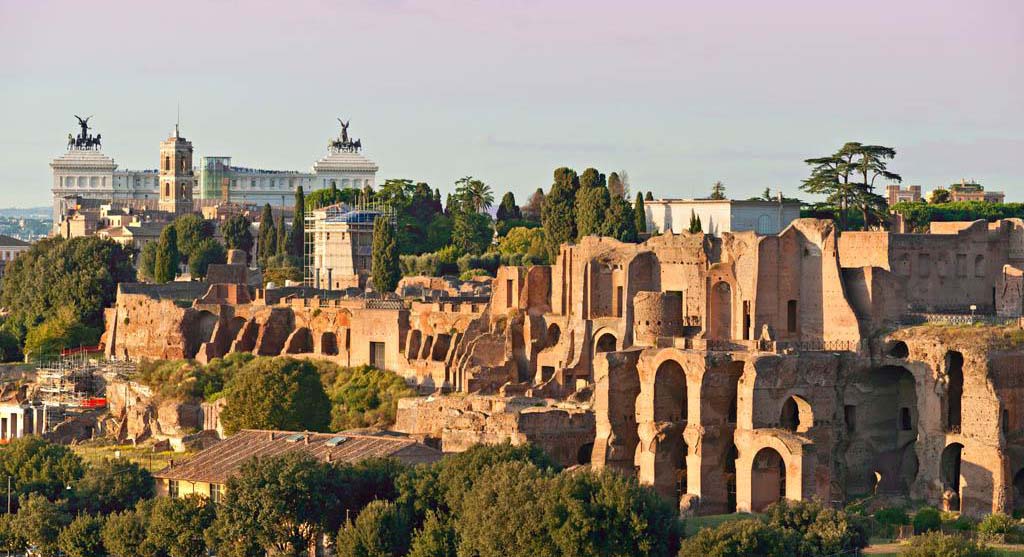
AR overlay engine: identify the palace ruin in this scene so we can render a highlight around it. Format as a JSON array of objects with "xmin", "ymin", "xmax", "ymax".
[{"xmin": 102, "ymin": 218, "xmax": 1024, "ymax": 517}]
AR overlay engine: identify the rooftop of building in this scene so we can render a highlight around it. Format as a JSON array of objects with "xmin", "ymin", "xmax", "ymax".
[
  {"xmin": 648, "ymin": 197, "xmax": 800, "ymax": 206},
  {"xmin": 154, "ymin": 429, "xmax": 442, "ymax": 484},
  {"xmin": 312, "ymin": 148, "xmax": 380, "ymax": 173},
  {"xmin": 0, "ymin": 234, "xmax": 30, "ymax": 247}
]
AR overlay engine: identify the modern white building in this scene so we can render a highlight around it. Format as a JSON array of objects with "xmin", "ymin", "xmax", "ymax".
[
  {"xmin": 643, "ymin": 198, "xmax": 802, "ymax": 236},
  {"xmin": 51, "ymin": 119, "xmax": 379, "ymax": 222}
]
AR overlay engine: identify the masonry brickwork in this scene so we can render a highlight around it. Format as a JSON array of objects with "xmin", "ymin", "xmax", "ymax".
[{"xmin": 102, "ymin": 220, "xmax": 1024, "ymax": 517}]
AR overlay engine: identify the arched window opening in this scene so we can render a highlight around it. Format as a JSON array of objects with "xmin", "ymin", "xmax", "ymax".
[
  {"xmin": 946, "ymin": 351, "xmax": 964, "ymax": 433},
  {"xmin": 787, "ymin": 300, "xmax": 798, "ymax": 333},
  {"xmin": 595, "ymin": 332, "xmax": 617, "ymax": 354},
  {"xmin": 546, "ymin": 323, "xmax": 561, "ymax": 346},
  {"xmin": 751, "ymin": 447, "xmax": 786, "ymax": 512},
  {"xmin": 710, "ymin": 281, "xmax": 733, "ymax": 340},
  {"xmin": 653, "ymin": 360, "xmax": 687, "ymax": 424},
  {"xmin": 940, "ymin": 443, "xmax": 964, "ymax": 512},
  {"xmin": 889, "ymin": 341, "xmax": 909, "ymax": 359},
  {"xmin": 779, "ymin": 396, "xmax": 813, "ymax": 433}
]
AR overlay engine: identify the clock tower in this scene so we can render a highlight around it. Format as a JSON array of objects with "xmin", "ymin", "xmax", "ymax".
[{"xmin": 158, "ymin": 124, "xmax": 194, "ymax": 214}]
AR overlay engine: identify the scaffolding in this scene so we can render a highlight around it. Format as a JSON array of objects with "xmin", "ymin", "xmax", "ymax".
[{"xmin": 303, "ymin": 196, "xmax": 395, "ymax": 290}]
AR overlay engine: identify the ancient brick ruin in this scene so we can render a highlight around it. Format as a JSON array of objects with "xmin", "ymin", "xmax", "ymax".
[{"xmin": 102, "ymin": 219, "xmax": 1024, "ymax": 516}]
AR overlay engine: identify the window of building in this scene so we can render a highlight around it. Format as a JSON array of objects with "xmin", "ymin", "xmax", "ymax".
[
  {"xmin": 787, "ymin": 300, "xmax": 798, "ymax": 333},
  {"xmin": 369, "ymin": 342, "xmax": 385, "ymax": 368},
  {"xmin": 168, "ymin": 480, "xmax": 179, "ymax": 498},
  {"xmin": 210, "ymin": 483, "xmax": 222, "ymax": 504},
  {"xmin": 844, "ymin": 405, "xmax": 856, "ymax": 432}
]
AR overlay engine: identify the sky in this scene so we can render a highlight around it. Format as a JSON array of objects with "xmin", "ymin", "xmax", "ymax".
[{"xmin": 1, "ymin": 0, "xmax": 1021, "ymax": 208}]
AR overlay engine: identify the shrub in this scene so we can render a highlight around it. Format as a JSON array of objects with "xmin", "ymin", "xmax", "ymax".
[
  {"xmin": 873, "ymin": 506, "xmax": 910, "ymax": 538},
  {"xmin": 459, "ymin": 269, "xmax": 490, "ymax": 281},
  {"xmin": 456, "ymin": 252, "xmax": 500, "ymax": 275},
  {"xmin": 678, "ymin": 519, "xmax": 787, "ymax": 557},
  {"xmin": 978, "ymin": 512, "xmax": 1015, "ymax": 535},
  {"xmin": 913, "ymin": 507, "xmax": 942, "ymax": 533},
  {"xmin": 321, "ymin": 365, "xmax": 416, "ymax": 431},
  {"xmin": 903, "ymin": 531, "xmax": 995, "ymax": 557}
]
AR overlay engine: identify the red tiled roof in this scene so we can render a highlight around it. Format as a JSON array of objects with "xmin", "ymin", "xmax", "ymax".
[{"xmin": 154, "ymin": 429, "xmax": 441, "ymax": 484}]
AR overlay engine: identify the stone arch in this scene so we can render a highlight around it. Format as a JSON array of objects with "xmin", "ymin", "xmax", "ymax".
[
  {"xmin": 594, "ymin": 332, "xmax": 617, "ymax": 354},
  {"xmin": 654, "ymin": 359, "xmax": 687, "ymax": 424},
  {"xmin": 1014, "ymin": 468, "xmax": 1024, "ymax": 514},
  {"xmin": 284, "ymin": 327, "xmax": 314, "ymax": 354},
  {"xmin": 844, "ymin": 365, "xmax": 919, "ymax": 497},
  {"xmin": 750, "ymin": 447, "xmax": 786, "ymax": 512},
  {"xmin": 187, "ymin": 310, "xmax": 219, "ymax": 358},
  {"xmin": 780, "ymin": 395, "xmax": 813, "ymax": 433},
  {"xmin": 546, "ymin": 323, "xmax": 561, "ymax": 346},
  {"xmin": 946, "ymin": 350, "xmax": 964, "ymax": 432},
  {"xmin": 709, "ymin": 281, "xmax": 733, "ymax": 340},
  {"xmin": 320, "ymin": 331, "xmax": 339, "ymax": 355},
  {"xmin": 888, "ymin": 340, "xmax": 909, "ymax": 359},
  {"xmin": 940, "ymin": 442, "xmax": 964, "ymax": 512}
]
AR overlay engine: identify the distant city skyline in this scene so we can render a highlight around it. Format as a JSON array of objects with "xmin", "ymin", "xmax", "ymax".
[{"xmin": 1, "ymin": 0, "xmax": 1021, "ymax": 208}]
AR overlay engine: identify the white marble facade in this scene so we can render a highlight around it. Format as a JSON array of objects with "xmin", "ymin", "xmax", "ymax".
[{"xmin": 51, "ymin": 129, "xmax": 379, "ymax": 221}]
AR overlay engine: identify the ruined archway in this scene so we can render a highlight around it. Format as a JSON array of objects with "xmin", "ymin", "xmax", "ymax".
[
  {"xmin": 187, "ymin": 310, "xmax": 219, "ymax": 358},
  {"xmin": 750, "ymin": 447, "xmax": 786, "ymax": 512},
  {"xmin": 284, "ymin": 327, "xmax": 314, "ymax": 354},
  {"xmin": 653, "ymin": 360, "xmax": 687, "ymax": 424},
  {"xmin": 844, "ymin": 365, "xmax": 920, "ymax": 497},
  {"xmin": 577, "ymin": 442, "xmax": 594, "ymax": 466},
  {"xmin": 320, "ymin": 332, "xmax": 339, "ymax": 355},
  {"xmin": 946, "ymin": 351, "xmax": 964, "ymax": 433},
  {"xmin": 709, "ymin": 281, "xmax": 733, "ymax": 340},
  {"xmin": 724, "ymin": 444, "xmax": 739, "ymax": 513},
  {"xmin": 888, "ymin": 341, "xmax": 909, "ymax": 359},
  {"xmin": 941, "ymin": 443, "xmax": 964, "ymax": 512},
  {"xmin": 1014, "ymin": 469, "xmax": 1024, "ymax": 514},
  {"xmin": 547, "ymin": 323, "xmax": 561, "ymax": 346},
  {"xmin": 595, "ymin": 332, "xmax": 617, "ymax": 354},
  {"xmin": 780, "ymin": 396, "xmax": 813, "ymax": 433}
]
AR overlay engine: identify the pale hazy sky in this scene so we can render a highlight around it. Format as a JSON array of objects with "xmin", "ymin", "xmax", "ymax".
[{"xmin": 1, "ymin": 0, "xmax": 1021, "ymax": 208}]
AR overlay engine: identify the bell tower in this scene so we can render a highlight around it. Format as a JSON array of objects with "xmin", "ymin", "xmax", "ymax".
[{"xmin": 158, "ymin": 124, "xmax": 194, "ymax": 214}]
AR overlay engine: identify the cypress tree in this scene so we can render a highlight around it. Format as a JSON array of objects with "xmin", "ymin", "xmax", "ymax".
[
  {"xmin": 634, "ymin": 192, "xmax": 647, "ymax": 236},
  {"xmin": 541, "ymin": 167, "xmax": 579, "ymax": 260},
  {"xmin": 276, "ymin": 214, "xmax": 288, "ymax": 257},
  {"xmin": 290, "ymin": 186, "xmax": 305, "ymax": 258},
  {"xmin": 576, "ymin": 184, "xmax": 610, "ymax": 239},
  {"xmin": 688, "ymin": 210, "xmax": 703, "ymax": 233},
  {"xmin": 258, "ymin": 204, "xmax": 276, "ymax": 266},
  {"xmin": 153, "ymin": 225, "xmax": 179, "ymax": 283},
  {"xmin": 496, "ymin": 192, "xmax": 521, "ymax": 222},
  {"xmin": 602, "ymin": 194, "xmax": 638, "ymax": 242},
  {"xmin": 645, "ymin": 191, "xmax": 654, "ymax": 201},
  {"xmin": 371, "ymin": 215, "xmax": 400, "ymax": 294}
]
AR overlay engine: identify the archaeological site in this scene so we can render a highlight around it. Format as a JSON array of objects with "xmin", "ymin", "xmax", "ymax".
[{"xmin": 101, "ymin": 217, "xmax": 1024, "ymax": 517}]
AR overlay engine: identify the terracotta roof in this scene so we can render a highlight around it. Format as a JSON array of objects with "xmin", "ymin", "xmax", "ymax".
[{"xmin": 154, "ymin": 429, "xmax": 442, "ymax": 484}]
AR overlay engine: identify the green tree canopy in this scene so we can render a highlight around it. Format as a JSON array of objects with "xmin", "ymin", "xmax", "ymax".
[
  {"xmin": 455, "ymin": 176, "xmax": 494, "ymax": 213},
  {"xmin": 321, "ymin": 364, "xmax": 416, "ymax": 431},
  {"xmin": 137, "ymin": 240, "xmax": 159, "ymax": 282},
  {"xmin": 0, "ymin": 436, "xmax": 84, "ymax": 503},
  {"xmin": 0, "ymin": 236, "xmax": 134, "ymax": 340},
  {"xmin": 73, "ymin": 458, "xmax": 154, "ymax": 515},
  {"xmin": 289, "ymin": 186, "xmax": 305, "ymax": 258},
  {"xmin": 57, "ymin": 513, "xmax": 106, "ymax": 557},
  {"xmin": 602, "ymin": 193, "xmax": 638, "ymax": 242},
  {"xmin": 146, "ymin": 495, "xmax": 215, "ymax": 557},
  {"xmin": 220, "ymin": 214, "xmax": 254, "ymax": 259},
  {"xmin": 209, "ymin": 453, "xmax": 346, "ymax": 557},
  {"xmin": 154, "ymin": 224, "xmax": 180, "ymax": 283},
  {"xmin": 101, "ymin": 508, "xmax": 150, "ymax": 557},
  {"xmin": 220, "ymin": 357, "xmax": 332, "ymax": 434},
  {"xmin": 14, "ymin": 493, "xmax": 71, "ymax": 556},
  {"xmin": 187, "ymin": 237, "xmax": 227, "ymax": 279},
  {"xmin": 258, "ymin": 203, "xmax": 277, "ymax": 267},
  {"xmin": 523, "ymin": 187, "xmax": 545, "ymax": 222},
  {"xmin": 496, "ymin": 191, "xmax": 522, "ymax": 222},
  {"xmin": 576, "ymin": 182, "xmax": 611, "ymax": 239},
  {"xmin": 541, "ymin": 167, "xmax": 579, "ymax": 260},
  {"xmin": 451, "ymin": 210, "xmax": 493, "ymax": 255},
  {"xmin": 24, "ymin": 306, "xmax": 101, "ymax": 359},
  {"xmin": 336, "ymin": 500, "xmax": 411, "ymax": 557},
  {"xmin": 710, "ymin": 180, "xmax": 726, "ymax": 200},
  {"xmin": 372, "ymin": 215, "xmax": 401, "ymax": 293},
  {"xmin": 634, "ymin": 192, "xmax": 647, "ymax": 236},
  {"xmin": 173, "ymin": 214, "xmax": 215, "ymax": 263}
]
